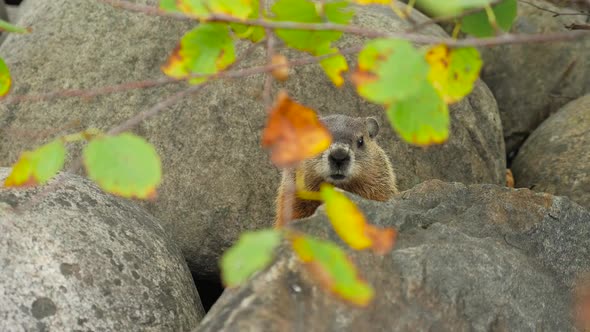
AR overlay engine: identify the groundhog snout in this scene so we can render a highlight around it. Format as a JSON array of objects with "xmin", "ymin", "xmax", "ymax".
[{"xmin": 328, "ymin": 148, "xmax": 351, "ymax": 170}]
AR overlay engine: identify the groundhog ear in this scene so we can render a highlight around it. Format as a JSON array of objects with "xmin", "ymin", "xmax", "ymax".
[{"xmin": 366, "ymin": 117, "xmax": 379, "ymax": 138}]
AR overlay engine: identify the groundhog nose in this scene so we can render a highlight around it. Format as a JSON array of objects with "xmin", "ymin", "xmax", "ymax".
[{"xmin": 329, "ymin": 149, "xmax": 350, "ymax": 165}]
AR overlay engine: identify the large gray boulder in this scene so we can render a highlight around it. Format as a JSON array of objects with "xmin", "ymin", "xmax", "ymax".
[
  {"xmin": 512, "ymin": 94, "xmax": 590, "ymax": 210},
  {"xmin": 199, "ymin": 180, "xmax": 590, "ymax": 331},
  {"xmin": 0, "ymin": 168, "xmax": 204, "ymax": 331},
  {"xmin": 0, "ymin": 0, "xmax": 504, "ymax": 278},
  {"xmin": 478, "ymin": 0, "xmax": 590, "ymax": 158}
]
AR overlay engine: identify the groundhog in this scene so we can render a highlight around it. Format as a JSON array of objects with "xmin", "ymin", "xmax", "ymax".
[{"xmin": 275, "ymin": 114, "xmax": 398, "ymax": 226}]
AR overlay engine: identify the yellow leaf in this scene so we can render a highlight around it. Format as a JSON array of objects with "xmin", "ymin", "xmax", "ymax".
[
  {"xmin": 317, "ymin": 47, "xmax": 348, "ymax": 87},
  {"xmin": 320, "ymin": 183, "xmax": 397, "ymax": 254},
  {"xmin": 291, "ymin": 234, "xmax": 374, "ymax": 306},
  {"xmin": 425, "ymin": 44, "xmax": 482, "ymax": 104},
  {"xmin": 4, "ymin": 140, "xmax": 66, "ymax": 187}
]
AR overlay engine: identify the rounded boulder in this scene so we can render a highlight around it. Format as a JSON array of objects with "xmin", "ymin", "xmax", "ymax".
[
  {"xmin": 512, "ymin": 94, "xmax": 590, "ymax": 209},
  {"xmin": 0, "ymin": 168, "xmax": 204, "ymax": 331}
]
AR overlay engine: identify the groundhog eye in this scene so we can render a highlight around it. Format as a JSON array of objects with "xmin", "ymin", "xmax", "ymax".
[{"xmin": 357, "ymin": 136, "xmax": 364, "ymax": 148}]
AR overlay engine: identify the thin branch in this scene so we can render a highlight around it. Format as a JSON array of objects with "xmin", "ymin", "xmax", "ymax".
[
  {"xmin": 98, "ymin": 0, "xmax": 590, "ymax": 47},
  {"xmin": 566, "ymin": 23, "xmax": 590, "ymax": 30},
  {"xmin": 11, "ymin": 39, "xmax": 262, "ymax": 213},
  {"xmin": 520, "ymin": 0, "xmax": 589, "ymax": 17},
  {"xmin": 2, "ymin": 45, "xmax": 360, "ymax": 106},
  {"xmin": 2, "ymin": 77, "xmax": 178, "ymax": 104},
  {"xmin": 260, "ymin": 0, "xmax": 274, "ymax": 110},
  {"xmin": 108, "ymin": 39, "xmax": 262, "ymax": 135}
]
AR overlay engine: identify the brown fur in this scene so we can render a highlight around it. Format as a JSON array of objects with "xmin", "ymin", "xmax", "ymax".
[{"xmin": 275, "ymin": 115, "xmax": 398, "ymax": 226}]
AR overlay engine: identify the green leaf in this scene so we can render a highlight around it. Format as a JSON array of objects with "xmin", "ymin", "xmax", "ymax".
[
  {"xmin": 352, "ymin": 39, "xmax": 429, "ymax": 105},
  {"xmin": 425, "ymin": 45, "xmax": 482, "ymax": 104},
  {"xmin": 83, "ymin": 133, "xmax": 162, "ymax": 199},
  {"xmin": 386, "ymin": 83, "xmax": 449, "ymax": 146},
  {"xmin": 0, "ymin": 19, "xmax": 31, "ymax": 34},
  {"xmin": 414, "ymin": 0, "xmax": 494, "ymax": 17},
  {"xmin": 271, "ymin": 0, "xmax": 353, "ymax": 53},
  {"xmin": 0, "ymin": 57, "xmax": 10, "ymax": 99},
  {"xmin": 162, "ymin": 23, "xmax": 235, "ymax": 85},
  {"xmin": 291, "ymin": 234, "xmax": 374, "ymax": 306},
  {"xmin": 4, "ymin": 140, "xmax": 66, "ymax": 187},
  {"xmin": 221, "ymin": 230, "xmax": 281, "ymax": 287},
  {"xmin": 230, "ymin": 0, "xmax": 265, "ymax": 42},
  {"xmin": 317, "ymin": 47, "xmax": 348, "ymax": 87},
  {"xmin": 461, "ymin": 0, "xmax": 517, "ymax": 37}
]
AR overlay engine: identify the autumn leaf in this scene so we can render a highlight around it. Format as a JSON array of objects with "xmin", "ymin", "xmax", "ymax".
[
  {"xmin": 425, "ymin": 44, "xmax": 482, "ymax": 104},
  {"xmin": 352, "ymin": 39, "xmax": 429, "ymax": 105},
  {"xmin": 4, "ymin": 140, "xmax": 66, "ymax": 187},
  {"xmin": 386, "ymin": 83, "xmax": 449, "ymax": 146},
  {"xmin": 162, "ymin": 23, "xmax": 235, "ymax": 85},
  {"xmin": 320, "ymin": 184, "xmax": 396, "ymax": 254},
  {"xmin": 83, "ymin": 133, "xmax": 161, "ymax": 199},
  {"xmin": 221, "ymin": 229, "xmax": 282, "ymax": 287},
  {"xmin": 271, "ymin": 54, "xmax": 290, "ymax": 81},
  {"xmin": 317, "ymin": 46, "xmax": 348, "ymax": 87},
  {"xmin": 0, "ymin": 57, "xmax": 11, "ymax": 99},
  {"xmin": 291, "ymin": 234, "xmax": 374, "ymax": 306},
  {"xmin": 261, "ymin": 91, "xmax": 332, "ymax": 168}
]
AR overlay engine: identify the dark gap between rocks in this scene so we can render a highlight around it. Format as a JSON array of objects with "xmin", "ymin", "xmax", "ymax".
[
  {"xmin": 191, "ymin": 272, "xmax": 225, "ymax": 312},
  {"xmin": 4, "ymin": 1, "xmax": 23, "ymax": 5}
]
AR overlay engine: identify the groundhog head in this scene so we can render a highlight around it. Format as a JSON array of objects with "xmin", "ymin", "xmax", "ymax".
[{"xmin": 303, "ymin": 115, "xmax": 382, "ymax": 185}]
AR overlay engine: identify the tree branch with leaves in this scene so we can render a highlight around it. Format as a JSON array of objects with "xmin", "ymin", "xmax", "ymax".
[{"xmin": 1, "ymin": 0, "xmax": 589, "ymax": 306}]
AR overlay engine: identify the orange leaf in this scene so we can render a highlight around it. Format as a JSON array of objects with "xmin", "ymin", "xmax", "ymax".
[
  {"xmin": 271, "ymin": 54, "xmax": 289, "ymax": 81},
  {"xmin": 320, "ymin": 184, "xmax": 397, "ymax": 255},
  {"xmin": 262, "ymin": 91, "xmax": 332, "ymax": 168},
  {"xmin": 4, "ymin": 153, "xmax": 36, "ymax": 187}
]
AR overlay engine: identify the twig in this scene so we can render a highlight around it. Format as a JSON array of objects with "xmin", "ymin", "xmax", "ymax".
[
  {"xmin": 2, "ymin": 45, "xmax": 359, "ymax": 106},
  {"xmin": 520, "ymin": 0, "xmax": 589, "ymax": 17},
  {"xmin": 260, "ymin": 0, "xmax": 274, "ymax": 110},
  {"xmin": 2, "ymin": 77, "xmax": 179, "ymax": 104},
  {"xmin": 566, "ymin": 23, "xmax": 590, "ymax": 30},
  {"xmin": 98, "ymin": 0, "xmax": 590, "ymax": 47},
  {"xmin": 109, "ymin": 39, "xmax": 261, "ymax": 134},
  {"xmin": 11, "ymin": 40, "xmax": 262, "ymax": 212}
]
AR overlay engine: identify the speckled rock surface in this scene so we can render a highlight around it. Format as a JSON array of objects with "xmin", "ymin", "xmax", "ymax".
[
  {"xmin": 199, "ymin": 181, "xmax": 590, "ymax": 331},
  {"xmin": 512, "ymin": 94, "xmax": 590, "ymax": 209},
  {"xmin": 0, "ymin": 0, "xmax": 504, "ymax": 278},
  {"xmin": 0, "ymin": 168, "xmax": 204, "ymax": 331},
  {"xmin": 478, "ymin": 0, "xmax": 590, "ymax": 159}
]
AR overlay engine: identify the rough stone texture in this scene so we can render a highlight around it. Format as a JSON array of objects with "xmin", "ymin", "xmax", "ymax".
[
  {"xmin": 512, "ymin": 94, "xmax": 590, "ymax": 210},
  {"xmin": 0, "ymin": 168, "xmax": 204, "ymax": 331},
  {"xmin": 478, "ymin": 0, "xmax": 590, "ymax": 159},
  {"xmin": 0, "ymin": 0, "xmax": 504, "ymax": 278},
  {"xmin": 199, "ymin": 181, "xmax": 590, "ymax": 331}
]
